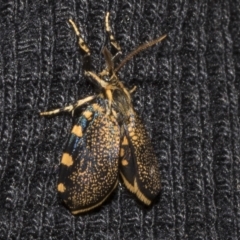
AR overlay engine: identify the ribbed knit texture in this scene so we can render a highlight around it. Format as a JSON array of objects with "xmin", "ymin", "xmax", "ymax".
[{"xmin": 1, "ymin": 0, "xmax": 240, "ymax": 239}]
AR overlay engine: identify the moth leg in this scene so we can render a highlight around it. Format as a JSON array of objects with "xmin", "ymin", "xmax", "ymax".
[
  {"xmin": 105, "ymin": 12, "xmax": 121, "ymax": 55},
  {"xmin": 129, "ymin": 86, "xmax": 137, "ymax": 94},
  {"xmin": 69, "ymin": 19, "xmax": 90, "ymax": 56},
  {"xmin": 85, "ymin": 71, "xmax": 111, "ymax": 89},
  {"xmin": 69, "ymin": 19, "xmax": 92, "ymax": 71},
  {"xmin": 40, "ymin": 95, "xmax": 95, "ymax": 116}
]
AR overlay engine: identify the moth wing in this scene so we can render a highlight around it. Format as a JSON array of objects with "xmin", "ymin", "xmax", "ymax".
[
  {"xmin": 57, "ymin": 104, "xmax": 120, "ymax": 214},
  {"xmin": 119, "ymin": 112, "xmax": 161, "ymax": 205}
]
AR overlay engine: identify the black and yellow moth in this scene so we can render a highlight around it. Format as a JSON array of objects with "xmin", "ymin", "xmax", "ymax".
[{"xmin": 41, "ymin": 12, "xmax": 166, "ymax": 214}]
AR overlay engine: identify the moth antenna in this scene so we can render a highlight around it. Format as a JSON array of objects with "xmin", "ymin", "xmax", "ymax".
[
  {"xmin": 102, "ymin": 47, "xmax": 114, "ymax": 71},
  {"xmin": 114, "ymin": 34, "xmax": 167, "ymax": 73}
]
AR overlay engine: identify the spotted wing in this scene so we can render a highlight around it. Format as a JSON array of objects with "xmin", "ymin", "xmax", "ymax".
[
  {"xmin": 57, "ymin": 103, "xmax": 120, "ymax": 214},
  {"xmin": 119, "ymin": 112, "xmax": 161, "ymax": 205}
]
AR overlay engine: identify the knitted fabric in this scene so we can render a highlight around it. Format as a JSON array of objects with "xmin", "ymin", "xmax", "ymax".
[{"xmin": 1, "ymin": 0, "xmax": 240, "ymax": 239}]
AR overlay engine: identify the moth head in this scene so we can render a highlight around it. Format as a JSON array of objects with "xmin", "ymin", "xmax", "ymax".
[
  {"xmin": 95, "ymin": 47, "xmax": 120, "ymax": 88},
  {"xmin": 98, "ymin": 69, "xmax": 111, "ymax": 82}
]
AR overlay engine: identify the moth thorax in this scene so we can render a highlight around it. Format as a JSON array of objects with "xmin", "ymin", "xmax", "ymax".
[
  {"xmin": 99, "ymin": 69, "xmax": 111, "ymax": 82},
  {"xmin": 109, "ymin": 74, "xmax": 121, "ymax": 87},
  {"xmin": 112, "ymin": 88, "xmax": 132, "ymax": 122}
]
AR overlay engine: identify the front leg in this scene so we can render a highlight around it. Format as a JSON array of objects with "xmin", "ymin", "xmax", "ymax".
[
  {"xmin": 105, "ymin": 12, "xmax": 121, "ymax": 56},
  {"xmin": 40, "ymin": 95, "xmax": 95, "ymax": 116},
  {"xmin": 69, "ymin": 19, "xmax": 90, "ymax": 56}
]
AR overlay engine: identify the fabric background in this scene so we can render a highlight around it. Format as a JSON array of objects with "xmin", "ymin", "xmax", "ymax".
[{"xmin": 1, "ymin": 0, "xmax": 240, "ymax": 239}]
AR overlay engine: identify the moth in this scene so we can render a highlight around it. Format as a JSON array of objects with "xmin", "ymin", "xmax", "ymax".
[{"xmin": 41, "ymin": 12, "xmax": 166, "ymax": 214}]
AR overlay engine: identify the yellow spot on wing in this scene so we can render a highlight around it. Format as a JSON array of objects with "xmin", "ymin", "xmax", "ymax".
[
  {"xmin": 58, "ymin": 183, "xmax": 66, "ymax": 192},
  {"xmin": 61, "ymin": 153, "xmax": 73, "ymax": 166},
  {"xmin": 122, "ymin": 136, "xmax": 128, "ymax": 145},
  {"xmin": 121, "ymin": 159, "xmax": 128, "ymax": 166},
  {"xmin": 83, "ymin": 110, "xmax": 93, "ymax": 120},
  {"xmin": 120, "ymin": 148, "xmax": 125, "ymax": 157},
  {"xmin": 120, "ymin": 172, "xmax": 151, "ymax": 205},
  {"xmin": 71, "ymin": 125, "xmax": 83, "ymax": 137},
  {"xmin": 134, "ymin": 179, "xmax": 151, "ymax": 205},
  {"xmin": 92, "ymin": 103, "xmax": 104, "ymax": 113},
  {"xmin": 120, "ymin": 171, "xmax": 135, "ymax": 193}
]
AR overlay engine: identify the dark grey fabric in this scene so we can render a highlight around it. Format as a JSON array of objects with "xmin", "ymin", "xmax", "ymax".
[{"xmin": 1, "ymin": 0, "xmax": 240, "ymax": 239}]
